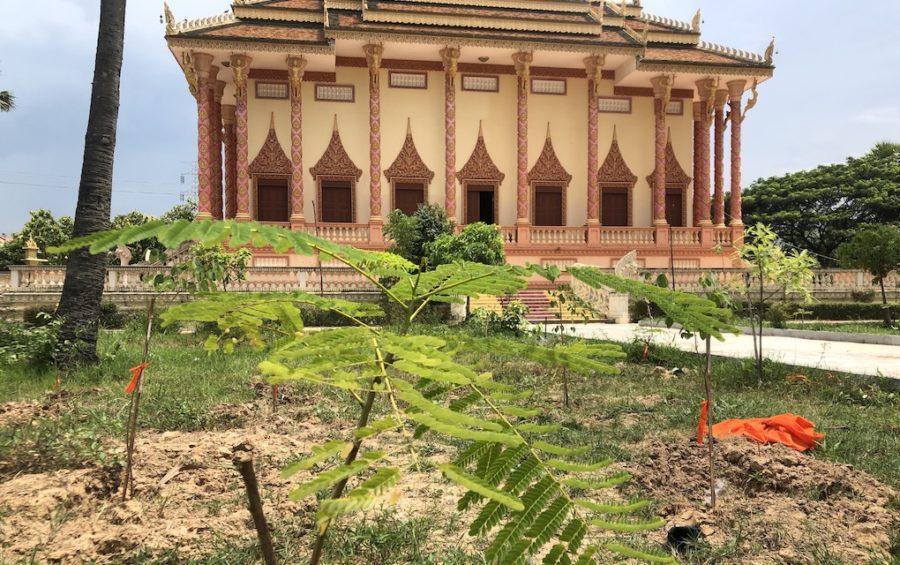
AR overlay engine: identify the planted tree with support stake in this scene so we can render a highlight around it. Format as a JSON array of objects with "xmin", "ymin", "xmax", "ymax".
[{"xmin": 51, "ymin": 220, "xmax": 736, "ymax": 564}]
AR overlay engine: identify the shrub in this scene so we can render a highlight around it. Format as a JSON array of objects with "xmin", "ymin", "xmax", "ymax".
[
  {"xmin": 99, "ymin": 302, "xmax": 127, "ymax": 329},
  {"xmin": 425, "ymin": 222, "xmax": 505, "ymax": 266},
  {"xmin": 850, "ymin": 289, "xmax": 876, "ymax": 303},
  {"xmin": 383, "ymin": 204, "xmax": 453, "ymax": 266},
  {"xmin": 766, "ymin": 302, "xmax": 793, "ymax": 329},
  {"xmin": 799, "ymin": 302, "xmax": 899, "ymax": 321},
  {"xmin": 0, "ymin": 316, "xmax": 61, "ymax": 368},
  {"xmin": 22, "ymin": 305, "xmax": 57, "ymax": 327},
  {"xmin": 467, "ymin": 300, "xmax": 530, "ymax": 336}
]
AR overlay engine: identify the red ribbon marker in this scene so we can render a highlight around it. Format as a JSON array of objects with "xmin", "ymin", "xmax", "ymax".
[
  {"xmin": 696, "ymin": 400, "xmax": 710, "ymax": 444},
  {"xmin": 125, "ymin": 363, "xmax": 150, "ymax": 395}
]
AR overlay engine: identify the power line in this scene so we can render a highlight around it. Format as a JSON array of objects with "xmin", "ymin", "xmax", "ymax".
[{"xmin": 0, "ymin": 180, "xmax": 183, "ymax": 197}]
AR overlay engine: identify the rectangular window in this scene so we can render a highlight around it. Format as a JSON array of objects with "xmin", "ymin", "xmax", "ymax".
[
  {"xmin": 533, "ymin": 185, "xmax": 564, "ymax": 226},
  {"xmin": 597, "ymin": 97, "xmax": 632, "ymax": 113},
  {"xmin": 666, "ymin": 100, "xmax": 684, "ymax": 115},
  {"xmin": 461, "ymin": 75, "xmax": 499, "ymax": 92},
  {"xmin": 255, "ymin": 82, "xmax": 289, "ymax": 99},
  {"xmin": 394, "ymin": 182, "xmax": 425, "ymax": 215},
  {"xmin": 389, "ymin": 71, "xmax": 427, "ymax": 89},
  {"xmin": 321, "ymin": 180, "xmax": 353, "ymax": 223},
  {"xmin": 531, "ymin": 78, "xmax": 566, "ymax": 95},
  {"xmin": 256, "ymin": 178, "xmax": 289, "ymax": 222},
  {"xmin": 466, "ymin": 185, "xmax": 497, "ymax": 224},
  {"xmin": 315, "ymin": 84, "xmax": 355, "ymax": 103},
  {"xmin": 601, "ymin": 187, "xmax": 629, "ymax": 226}
]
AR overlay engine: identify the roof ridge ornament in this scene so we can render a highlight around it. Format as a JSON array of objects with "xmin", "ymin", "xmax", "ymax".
[
  {"xmin": 691, "ymin": 9, "xmax": 701, "ymax": 33},
  {"xmin": 764, "ymin": 37, "xmax": 776, "ymax": 65},
  {"xmin": 163, "ymin": 2, "xmax": 175, "ymax": 35}
]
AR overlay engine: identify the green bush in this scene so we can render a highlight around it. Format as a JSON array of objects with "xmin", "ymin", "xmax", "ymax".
[
  {"xmin": 22, "ymin": 305, "xmax": 56, "ymax": 327},
  {"xmin": 467, "ymin": 300, "xmax": 530, "ymax": 336},
  {"xmin": 0, "ymin": 316, "xmax": 61, "ymax": 368},
  {"xmin": 766, "ymin": 302, "xmax": 793, "ymax": 329},
  {"xmin": 768, "ymin": 301, "xmax": 899, "ymax": 321},
  {"xmin": 99, "ymin": 302, "xmax": 127, "ymax": 329},
  {"xmin": 850, "ymin": 289, "xmax": 876, "ymax": 303},
  {"xmin": 425, "ymin": 222, "xmax": 505, "ymax": 266}
]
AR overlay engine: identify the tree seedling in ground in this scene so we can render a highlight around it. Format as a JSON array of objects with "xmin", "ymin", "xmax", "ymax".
[
  {"xmin": 122, "ymin": 297, "xmax": 155, "ymax": 500},
  {"xmin": 53, "ymin": 219, "xmax": 737, "ymax": 564}
]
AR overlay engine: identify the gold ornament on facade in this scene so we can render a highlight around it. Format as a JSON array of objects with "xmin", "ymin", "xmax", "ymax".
[
  {"xmin": 163, "ymin": 2, "xmax": 176, "ymax": 35},
  {"xmin": 691, "ymin": 9, "xmax": 701, "ymax": 33},
  {"xmin": 286, "ymin": 55, "xmax": 307, "ymax": 100},
  {"xmin": 742, "ymin": 79, "xmax": 759, "ymax": 122},
  {"xmin": 178, "ymin": 51, "xmax": 198, "ymax": 98},
  {"xmin": 363, "ymin": 44, "xmax": 384, "ymax": 86},
  {"xmin": 440, "ymin": 46, "xmax": 460, "ymax": 87},
  {"xmin": 583, "ymin": 54, "xmax": 605, "ymax": 98},
  {"xmin": 764, "ymin": 37, "xmax": 776, "ymax": 66},
  {"xmin": 512, "ymin": 51, "xmax": 533, "ymax": 95},
  {"xmin": 231, "ymin": 54, "xmax": 250, "ymax": 99},
  {"xmin": 651, "ymin": 74, "xmax": 675, "ymax": 111}
]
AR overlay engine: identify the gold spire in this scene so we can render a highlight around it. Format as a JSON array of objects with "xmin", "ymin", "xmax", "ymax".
[
  {"xmin": 332, "ymin": 114, "xmax": 338, "ymax": 133},
  {"xmin": 765, "ymin": 37, "xmax": 776, "ymax": 65},
  {"xmin": 269, "ymin": 112, "xmax": 275, "ymax": 130},
  {"xmin": 692, "ymin": 9, "xmax": 701, "ymax": 33},
  {"xmin": 612, "ymin": 123, "xmax": 618, "ymax": 141},
  {"xmin": 546, "ymin": 122, "xmax": 551, "ymax": 140},
  {"xmin": 406, "ymin": 117, "xmax": 412, "ymax": 136},
  {"xmin": 478, "ymin": 120, "xmax": 484, "ymax": 138}
]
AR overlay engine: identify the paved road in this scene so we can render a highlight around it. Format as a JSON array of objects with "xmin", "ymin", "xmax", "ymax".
[{"xmin": 550, "ymin": 323, "xmax": 900, "ymax": 379}]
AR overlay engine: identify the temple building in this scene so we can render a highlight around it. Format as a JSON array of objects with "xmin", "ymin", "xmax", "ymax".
[{"xmin": 164, "ymin": 0, "xmax": 774, "ymax": 268}]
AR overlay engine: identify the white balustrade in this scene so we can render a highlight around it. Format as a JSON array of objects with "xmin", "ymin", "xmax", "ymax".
[
  {"xmin": 599, "ymin": 227, "xmax": 655, "ymax": 246},
  {"xmin": 499, "ymin": 227, "xmax": 517, "ymax": 245},
  {"xmin": 307, "ymin": 224, "xmax": 370, "ymax": 244},
  {"xmin": 671, "ymin": 228, "xmax": 702, "ymax": 246},
  {"xmin": 713, "ymin": 228, "xmax": 733, "ymax": 246},
  {"xmin": 530, "ymin": 227, "xmax": 587, "ymax": 246}
]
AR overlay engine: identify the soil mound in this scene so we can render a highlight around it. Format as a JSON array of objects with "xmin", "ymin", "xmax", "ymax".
[{"xmin": 627, "ymin": 438, "xmax": 898, "ymax": 563}]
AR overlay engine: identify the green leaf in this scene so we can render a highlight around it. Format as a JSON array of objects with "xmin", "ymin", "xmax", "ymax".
[
  {"xmin": 590, "ymin": 517, "xmax": 666, "ymax": 533},
  {"xmin": 532, "ymin": 441, "xmax": 590, "ymax": 457},
  {"xmin": 523, "ymin": 496, "xmax": 572, "ymax": 556},
  {"xmin": 562, "ymin": 472, "xmax": 631, "ymax": 490},
  {"xmin": 287, "ymin": 451, "xmax": 384, "ymax": 500},
  {"xmin": 574, "ymin": 498, "xmax": 650, "ymax": 514},
  {"xmin": 546, "ymin": 459, "xmax": 613, "ymax": 474},
  {"xmin": 603, "ymin": 543, "xmax": 677, "ymax": 563},
  {"xmin": 408, "ymin": 413, "xmax": 523, "ymax": 446},
  {"xmin": 354, "ymin": 417, "xmax": 402, "ymax": 439},
  {"xmin": 439, "ymin": 464, "xmax": 524, "ymax": 512},
  {"xmin": 281, "ymin": 440, "xmax": 351, "ymax": 478}
]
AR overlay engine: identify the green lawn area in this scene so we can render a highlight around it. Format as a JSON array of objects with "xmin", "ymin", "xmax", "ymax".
[
  {"xmin": 784, "ymin": 321, "xmax": 900, "ymax": 336},
  {"xmin": 1, "ymin": 325, "xmax": 897, "ymax": 564}
]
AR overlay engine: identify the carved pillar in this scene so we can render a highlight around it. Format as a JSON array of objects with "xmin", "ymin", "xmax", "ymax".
[
  {"xmin": 287, "ymin": 55, "xmax": 307, "ymax": 227},
  {"xmin": 694, "ymin": 78, "xmax": 715, "ymax": 226},
  {"xmin": 364, "ymin": 44, "xmax": 383, "ymax": 232},
  {"xmin": 713, "ymin": 89, "xmax": 728, "ymax": 227},
  {"xmin": 210, "ymin": 74, "xmax": 225, "ymax": 220},
  {"xmin": 584, "ymin": 55, "xmax": 603, "ymax": 236},
  {"xmin": 231, "ymin": 54, "xmax": 252, "ymax": 221},
  {"xmin": 441, "ymin": 47, "xmax": 460, "ymax": 220},
  {"xmin": 692, "ymin": 102, "xmax": 702, "ymax": 227},
  {"xmin": 728, "ymin": 80, "xmax": 747, "ymax": 227},
  {"xmin": 192, "ymin": 52, "xmax": 214, "ymax": 220},
  {"xmin": 513, "ymin": 51, "xmax": 532, "ymax": 227},
  {"xmin": 650, "ymin": 75, "xmax": 672, "ymax": 227},
  {"xmin": 222, "ymin": 104, "xmax": 237, "ymax": 220}
]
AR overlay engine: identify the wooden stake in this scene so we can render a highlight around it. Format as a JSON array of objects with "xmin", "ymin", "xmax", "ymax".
[
  {"xmin": 233, "ymin": 445, "xmax": 277, "ymax": 565},
  {"xmin": 122, "ymin": 297, "xmax": 156, "ymax": 500},
  {"xmin": 703, "ymin": 336, "xmax": 716, "ymax": 509}
]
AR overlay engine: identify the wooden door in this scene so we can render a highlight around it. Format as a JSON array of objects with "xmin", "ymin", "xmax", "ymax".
[
  {"xmin": 601, "ymin": 188, "xmax": 628, "ymax": 226},
  {"xmin": 665, "ymin": 191, "xmax": 683, "ymax": 227},
  {"xmin": 534, "ymin": 185, "xmax": 563, "ymax": 226},
  {"xmin": 466, "ymin": 185, "xmax": 496, "ymax": 224},
  {"xmin": 256, "ymin": 179, "xmax": 289, "ymax": 222},
  {"xmin": 394, "ymin": 182, "xmax": 425, "ymax": 215},
  {"xmin": 321, "ymin": 181, "xmax": 353, "ymax": 223}
]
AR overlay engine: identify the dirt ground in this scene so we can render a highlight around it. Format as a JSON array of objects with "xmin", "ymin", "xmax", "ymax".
[{"xmin": 0, "ymin": 394, "xmax": 897, "ymax": 564}]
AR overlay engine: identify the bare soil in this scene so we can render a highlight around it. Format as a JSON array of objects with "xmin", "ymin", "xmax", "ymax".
[{"xmin": 0, "ymin": 395, "xmax": 896, "ymax": 564}]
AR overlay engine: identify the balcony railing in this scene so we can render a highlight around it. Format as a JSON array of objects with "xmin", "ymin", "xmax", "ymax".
[
  {"xmin": 599, "ymin": 227, "xmax": 656, "ymax": 246},
  {"xmin": 530, "ymin": 227, "xmax": 587, "ymax": 246}
]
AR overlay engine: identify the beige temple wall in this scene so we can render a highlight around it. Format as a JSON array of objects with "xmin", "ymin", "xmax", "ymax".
[{"xmin": 244, "ymin": 64, "xmax": 696, "ymax": 228}]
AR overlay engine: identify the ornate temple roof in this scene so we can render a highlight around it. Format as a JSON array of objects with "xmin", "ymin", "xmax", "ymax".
[{"xmin": 164, "ymin": 0, "xmax": 774, "ymax": 76}]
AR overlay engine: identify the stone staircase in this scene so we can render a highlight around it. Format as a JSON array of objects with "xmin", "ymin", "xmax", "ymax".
[{"xmin": 501, "ymin": 289, "xmax": 558, "ymax": 323}]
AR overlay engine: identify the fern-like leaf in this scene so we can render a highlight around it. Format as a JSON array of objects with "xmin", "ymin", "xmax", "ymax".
[
  {"xmin": 281, "ymin": 440, "xmax": 351, "ymax": 478},
  {"xmin": 439, "ymin": 464, "xmax": 524, "ymax": 512},
  {"xmin": 590, "ymin": 517, "xmax": 667, "ymax": 532},
  {"xmin": 575, "ymin": 498, "xmax": 650, "ymax": 514},
  {"xmin": 604, "ymin": 542, "xmax": 677, "ymax": 563}
]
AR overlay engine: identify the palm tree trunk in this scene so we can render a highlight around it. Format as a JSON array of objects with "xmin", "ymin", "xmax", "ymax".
[{"xmin": 56, "ymin": 0, "xmax": 127, "ymax": 363}]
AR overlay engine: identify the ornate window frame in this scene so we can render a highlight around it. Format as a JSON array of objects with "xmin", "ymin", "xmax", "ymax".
[
  {"xmin": 461, "ymin": 74, "xmax": 500, "ymax": 93},
  {"xmin": 598, "ymin": 129, "xmax": 638, "ymax": 227},
  {"xmin": 527, "ymin": 133, "xmax": 572, "ymax": 226},
  {"xmin": 646, "ymin": 138, "xmax": 692, "ymax": 227},
  {"xmin": 458, "ymin": 128, "xmax": 505, "ymax": 225},
  {"xmin": 385, "ymin": 124, "xmax": 435, "ymax": 213},
  {"xmin": 314, "ymin": 83, "xmax": 356, "ymax": 103},
  {"xmin": 530, "ymin": 77, "xmax": 567, "ymax": 96},
  {"xmin": 388, "ymin": 70, "xmax": 428, "ymax": 90},
  {"xmin": 310, "ymin": 121, "xmax": 363, "ymax": 223},
  {"xmin": 255, "ymin": 81, "xmax": 289, "ymax": 100},
  {"xmin": 249, "ymin": 117, "xmax": 293, "ymax": 222}
]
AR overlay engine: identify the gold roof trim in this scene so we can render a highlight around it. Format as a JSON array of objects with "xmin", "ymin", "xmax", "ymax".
[
  {"xmin": 325, "ymin": 29, "xmax": 641, "ymax": 56},
  {"xmin": 325, "ymin": 0, "xmax": 361, "ymax": 10},
  {"xmin": 233, "ymin": 6, "xmax": 324, "ymax": 23},
  {"xmin": 167, "ymin": 37, "xmax": 334, "ymax": 55},
  {"xmin": 646, "ymin": 31, "xmax": 699, "ymax": 45},
  {"xmin": 637, "ymin": 61, "xmax": 774, "ymax": 79},
  {"xmin": 167, "ymin": 12, "xmax": 237, "ymax": 35},
  {"xmin": 698, "ymin": 40, "xmax": 767, "ymax": 65},
  {"xmin": 387, "ymin": 0, "xmax": 592, "ymax": 13},
  {"xmin": 360, "ymin": 10, "xmax": 603, "ymax": 36}
]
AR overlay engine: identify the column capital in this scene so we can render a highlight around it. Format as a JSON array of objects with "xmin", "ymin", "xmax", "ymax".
[
  {"xmin": 694, "ymin": 77, "xmax": 717, "ymax": 101},
  {"xmin": 714, "ymin": 88, "xmax": 729, "ymax": 109},
  {"xmin": 692, "ymin": 101, "xmax": 703, "ymax": 122},
  {"xmin": 222, "ymin": 104, "xmax": 236, "ymax": 124},
  {"xmin": 192, "ymin": 52, "xmax": 214, "ymax": 78},
  {"xmin": 727, "ymin": 79, "xmax": 748, "ymax": 99},
  {"xmin": 512, "ymin": 51, "xmax": 533, "ymax": 74},
  {"xmin": 230, "ymin": 54, "xmax": 252, "ymax": 98},
  {"xmin": 650, "ymin": 74, "xmax": 675, "ymax": 99},
  {"xmin": 583, "ymin": 54, "xmax": 604, "ymax": 98},
  {"xmin": 363, "ymin": 44, "xmax": 383, "ymax": 69},
  {"xmin": 440, "ymin": 46, "xmax": 460, "ymax": 79},
  {"xmin": 286, "ymin": 55, "xmax": 307, "ymax": 99}
]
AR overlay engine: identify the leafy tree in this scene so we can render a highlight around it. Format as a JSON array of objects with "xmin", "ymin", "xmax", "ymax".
[
  {"xmin": 738, "ymin": 224, "xmax": 818, "ymax": 381},
  {"xmin": 55, "ymin": 0, "xmax": 127, "ymax": 363},
  {"xmin": 836, "ymin": 225, "xmax": 900, "ymax": 327},
  {"xmin": 0, "ymin": 91, "xmax": 13, "ymax": 112},
  {"xmin": 383, "ymin": 203, "xmax": 453, "ymax": 266},
  {"xmin": 742, "ymin": 142, "xmax": 900, "ymax": 265},
  {"xmin": 426, "ymin": 222, "xmax": 505, "ymax": 266},
  {"xmin": 0, "ymin": 209, "xmax": 74, "ymax": 269},
  {"xmin": 51, "ymin": 219, "xmax": 741, "ymax": 564}
]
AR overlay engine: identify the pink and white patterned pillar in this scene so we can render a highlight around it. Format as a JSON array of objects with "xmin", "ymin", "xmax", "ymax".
[
  {"xmin": 287, "ymin": 55, "xmax": 307, "ymax": 227},
  {"xmin": 694, "ymin": 78, "xmax": 715, "ymax": 226},
  {"xmin": 692, "ymin": 101, "xmax": 702, "ymax": 227},
  {"xmin": 231, "ymin": 54, "xmax": 252, "ymax": 221},
  {"xmin": 192, "ymin": 52, "xmax": 214, "ymax": 220},
  {"xmin": 650, "ymin": 75, "xmax": 673, "ymax": 226},
  {"xmin": 441, "ymin": 47, "xmax": 460, "ymax": 220},
  {"xmin": 210, "ymin": 75, "xmax": 225, "ymax": 220},
  {"xmin": 728, "ymin": 80, "xmax": 747, "ymax": 226},
  {"xmin": 513, "ymin": 51, "xmax": 533, "ymax": 225},
  {"xmin": 221, "ymin": 104, "xmax": 237, "ymax": 220},
  {"xmin": 713, "ymin": 89, "xmax": 728, "ymax": 227},
  {"xmin": 584, "ymin": 56, "xmax": 603, "ymax": 227},
  {"xmin": 364, "ymin": 44, "xmax": 384, "ymax": 226}
]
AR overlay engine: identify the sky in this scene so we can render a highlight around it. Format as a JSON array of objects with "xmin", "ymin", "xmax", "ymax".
[{"xmin": 1, "ymin": 0, "xmax": 899, "ymax": 233}]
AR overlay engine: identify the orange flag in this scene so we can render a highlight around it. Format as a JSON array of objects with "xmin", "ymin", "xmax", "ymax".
[
  {"xmin": 125, "ymin": 363, "xmax": 150, "ymax": 395},
  {"xmin": 696, "ymin": 401, "xmax": 824, "ymax": 452}
]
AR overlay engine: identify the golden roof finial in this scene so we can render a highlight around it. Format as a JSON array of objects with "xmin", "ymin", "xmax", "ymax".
[
  {"xmin": 546, "ymin": 122, "xmax": 552, "ymax": 140},
  {"xmin": 691, "ymin": 9, "xmax": 701, "ymax": 33},
  {"xmin": 765, "ymin": 36, "xmax": 776, "ymax": 65},
  {"xmin": 612, "ymin": 123, "xmax": 618, "ymax": 141},
  {"xmin": 163, "ymin": 2, "xmax": 175, "ymax": 35}
]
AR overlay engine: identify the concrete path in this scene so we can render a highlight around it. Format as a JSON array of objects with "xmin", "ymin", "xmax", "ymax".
[{"xmin": 549, "ymin": 323, "xmax": 900, "ymax": 379}]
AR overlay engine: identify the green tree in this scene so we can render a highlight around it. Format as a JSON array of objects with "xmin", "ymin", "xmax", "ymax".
[
  {"xmin": 0, "ymin": 90, "xmax": 13, "ymax": 112},
  {"xmin": 55, "ymin": 0, "xmax": 127, "ymax": 363},
  {"xmin": 742, "ymin": 142, "xmax": 900, "ymax": 265},
  {"xmin": 738, "ymin": 224, "xmax": 818, "ymax": 381},
  {"xmin": 425, "ymin": 222, "xmax": 505, "ymax": 266},
  {"xmin": 382, "ymin": 203, "xmax": 453, "ymax": 266},
  {"xmin": 0, "ymin": 209, "xmax": 74, "ymax": 269},
  {"xmin": 836, "ymin": 225, "xmax": 900, "ymax": 327}
]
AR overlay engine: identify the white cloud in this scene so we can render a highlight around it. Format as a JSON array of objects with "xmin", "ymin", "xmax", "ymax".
[
  {"xmin": 854, "ymin": 107, "xmax": 900, "ymax": 125},
  {"xmin": 0, "ymin": 0, "xmax": 94, "ymax": 44}
]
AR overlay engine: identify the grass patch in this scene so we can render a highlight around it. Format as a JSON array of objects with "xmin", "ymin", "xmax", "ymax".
[{"xmin": 784, "ymin": 321, "xmax": 899, "ymax": 336}]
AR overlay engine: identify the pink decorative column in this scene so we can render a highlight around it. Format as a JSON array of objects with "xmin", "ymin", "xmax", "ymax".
[
  {"xmin": 441, "ymin": 47, "xmax": 460, "ymax": 220},
  {"xmin": 192, "ymin": 53, "xmax": 214, "ymax": 220},
  {"xmin": 728, "ymin": 80, "xmax": 747, "ymax": 226},
  {"xmin": 364, "ymin": 44, "xmax": 384, "ymax": 235},
  {"xmin": 692, "ymin": 101, "xmax": 702, "ymax": 226},
  {"xmin": 210, "ymin": 75, "xmax": 225, "ymax": 220},
  {"xmin": 713, "ymin": 89, "xmax": 728, "ymax": 227},
  {"xmin": 694, "ymin": 78, "xmax": 715, "ymax": 226},
  {"xmin": 650, "ymin": 76, "xmax": 672, "ymax": 226},
  {"xmin": 584, "ymin": 56, "xmax": 603, "ymax": 234},
  {"xmin": 513, "ymin": 51, "xmax": 533, "ymax": 226},
  {"xmin": 287, "ymin": 55, "xmax": 307, "ymax": 228},
  {"xmin": 231, "ymin": 54, "xmax": 252, "ymax": 221},
  {"xmin": 222, "ymin": 104, "xmax": 237, "ymax": 219}
]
